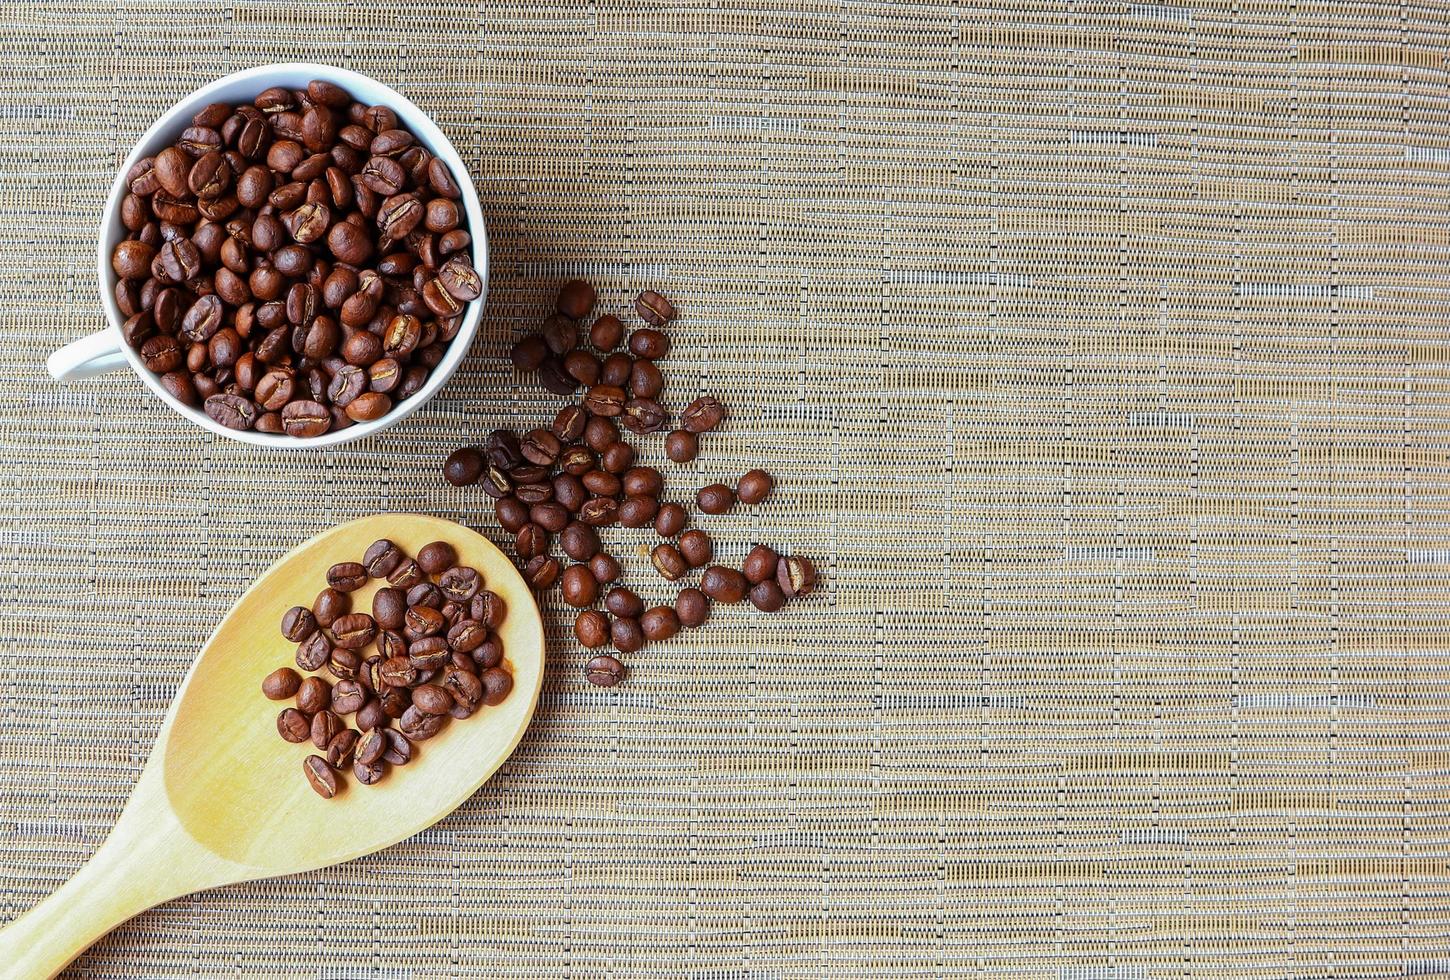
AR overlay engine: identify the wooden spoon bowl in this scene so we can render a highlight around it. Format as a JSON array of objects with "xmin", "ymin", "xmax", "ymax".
[{"xmin": 0, "ymin": 514, "xmax": 544, "ymax": 979}]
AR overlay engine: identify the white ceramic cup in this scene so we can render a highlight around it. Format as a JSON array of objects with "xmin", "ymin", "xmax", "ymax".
[{"xmin": 49, "ymin": 63, "xmax": 487, "ymax": 448}]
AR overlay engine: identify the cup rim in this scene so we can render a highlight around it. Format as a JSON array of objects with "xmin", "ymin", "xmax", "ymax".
[{"xmin": 97, "ymin": 62, "xmax": 487, "ymax": 448}]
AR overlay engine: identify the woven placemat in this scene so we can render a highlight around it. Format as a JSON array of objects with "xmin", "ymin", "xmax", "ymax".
[{"xmin": 2, "ymin": 1, "xmax": 1449, "ymax": 977}]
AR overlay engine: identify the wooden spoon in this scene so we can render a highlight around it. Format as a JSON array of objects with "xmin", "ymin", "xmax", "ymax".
[{"xmin": 0, "ymin": 514, "xmax": 545, "ymax": 979}]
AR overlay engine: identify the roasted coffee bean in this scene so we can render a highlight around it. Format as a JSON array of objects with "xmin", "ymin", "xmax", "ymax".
[
  {"xmin": 379, "ymin": 654, "xmax": 418, "ymax": 688},
  {"xmin": 262, "ymin": 667, "xmax": 302, "ymax": 700},
  {"xmin": 388, "ymin": 558, "xmax": 424, "ymax": 588},
  {"xmin": 442, "ymin": 665, "xmax": 483, "ymax": 711},
  {"xmin": 296, "ymin": 675, "xmax": 331, "ymax": 715},
  {"xmin": 777, "ymin": 555, "xmax": 818, "ymax": 597},
  {"xmin": 584, "ymin": 653, "xmax": 625, "ymax": 687},
  {"xmin": 628, "ymin": 327, "xmax": 670, "ymax": 360},
  {"xmin": 381, "ymin": 727, "xmax": 412, "ymax": 765},
  {"xmin": 556, "ymin": 279, "xmax": 596, "ymax": 319},
  {"xmin": 582, "ymin": 384, "xmax": 626, "ymax": 417},
  {"xmin": 473, "ymin": 633, "xmax": 504, "ymax": 670},
  {"xmin": 205, "ymin": 392, "xmax": 258, "ymax": 430},
  {"xmin": 511, "ymin": 334, "xmax": 548, "ymax": 370},
  {"xmin": 622, "ymin": 466, "xmax": 663, "ymax": 497},
  {"xmin": 310, "ymin": 709, "xmax": 344, "ymax": 749},
  {"xmin": 618, "ymin": 495, "xmax": 658, "ymax": 528},
  {"xmin": 508, "ymin": 463, "xmax": 549, "ymax": 484},
  {"xmin": 575, "ymin": 610, "xmax": 610, "ymax": 648},
  {"xmin": 678, "ymin": 529, "xmax": 714, "ymax": 567},
  {"xmin": 750, "ymin": 580, "xmax": 787, "ymax": 612},
  {"xmin": 278, "ymin": 707, "xmax": 311, "ymax": 742},
  {"xmin": 629, "ymin": 359, "xmax": 664, "ymax": 398},
  {"xmin": 327, "ymin": 561, "xmax": 368, "ymax": 592},
  {"xmin": 405, "ymin": 604, "xmax": 447, "ymax": 639},
  {"xmin": 480, "ymin": 667, "xmax": 513, "ymax": 705},
  {"xmin": 444, "ymin": 446, "xmax": 485, "ymax": 486},
  {"xmin": 439, "ymin": 566, "xmax": 482, "ymax": 600},
  {"xmin": 589, "ymin": 552, "xmax": 621, "ymax": 584},
  {"xmin": 737, "ymin": 469, "xmax": 775, "ymax": 505},
  {"xmin": 281, "ymin": 399, "xmax": 330, "ymax": 437},
  {"xmin": 651, "ymin": 543, "xmax": 688, "ymax": 581},
  {"xmin": 582, "ymin": 469, "xmax": 621, "ymax": 497},
  {"xmin": 552, "ymin": 405, "xmax": 588, "ymax": 442},
  {"xmin": 304, "ymin": 755, "xmax": 340, "ymax": 797},
  {"xmin": 701, "ymin": 565, "xmax": 748, "ymax": 603},
  {"xmin": 622, "ymin": 398, "xmax": 667, "ymax": 434},
  {"xmin": 470, "ymin": 591, "xmax": 507, "ymax": 630},
  {"xmin": 676, "ymin": 587, "xmax": 710, "ymax": 627},
  {"xmin": 681, "ymin": 396, "xmax": 727, "ymax": 433},
  {"xmin": 560, "ymin": 564, "xmax": 600, "ymax": 607},
  {"xmin": 583, "ymin": 416, "xmax": 618, "ymax": 452},
  {"xmin": 331, "ymin": 679, "xmax": 367, "ymax": 714},
  {"xmin": 327, "ymin": 647, "xmax": 362, "ymax": 681},
  {"xmin": 530, "ymin": 502, "xmax": 570, "ymax": 533},
  {"xmin": 665, "ymin": 429, "xmax": 699, "ymax": 463},
  {"xmin": 408, "ymin": 637, "xmax": 451, "ymax": 671},
  {"xmin": 356, "ymin": 727, "xmax": 388, "ymax": 766},
  {"xmin": 313, "ymin": 587, "xmax": 350, "ymax": 628},
  {"xmin": 610, "ymin": 617, "xmax": 645, "ymax": 654},
  {"xmin": 640, "ymin": 606, "xmax": 681, "ymax": 642},
  {"xmin": 488, "ymin": 501, "xmax": 524, "ymax": 536},
  {"xmin": 368, "ymin": 587, "xmax": 405, "ymax": 630},
  {"xmin": 520, "ymin": 428, "xmax": 562, "ymax": 465},
  {"xmin": 363, "ymin": 538, "xmax": 405, "ymax": 577},
  {"xmin": 447, "ymin": 618, "xmax": 487, "ymax": 653},
  {"xmin": 406, "ymin": 582, "xmax": 443, "ymax": 609},
  {"xmin": 332, "ymin": 612, "xmax": 378, "ymax": 649},
  {"xmin": 353, "ymin": 758, "xmax": 385, "ymax": 784},
  {"xmin": 513, "ymin": 480, "xmax": 551, "ymax": 505},
  {"xmin": 541, "ymin": 314, "xmax": 578, "ymax": 356},
  {"xmin": 524, "ymin": 555, "xmax": 561, "ymax": 590},
  {"xmin": 600, "ymin": 441, "xmax": 636, "ymax": 474},
  {"xmin": 327, "ymin": 364, "xmax": 366, "ymax": 406},
  {"xmin": 417, "ymin": 540, "xmax": 457, "ymax": 575},
  {"xmin": 743, "ymin": 544, "xmax": 780, "ymax": 584},
  {"xmin": 412, "ymin": 683, "xmax": 454, "ymax": 716},
  {"xmin": 564, "ymin": 350, "xmax": 602, "ymax": 386},
  {"xmin": 579, "ymin": 497, "xmax": 619, "ymax": 526},
  {"xmin": 552, "ymin": 474, "xmax": 587, "ymax": 512},
  {"xmin": 296, "ymin": 633, "xmax": 334, "ymax": 673},
  {"xmin": 604, "ymin": 586, "xmax": 645, "ymax": 619},
  {"xmin": 560, "ymin": 446, "xmax": 596, "ymax": 476},
  {"xmin": 590, "ymin": 314, "xmax": 624, "ymax": 351},
  {"xmin": 515, "ymin": 523, "xmax": 547, "ymax": 560},
  {"xmin": 696, "ymin": 483, "xmax": 735, "ymax": 515},
  {"xmin": 281, "ymin": 605, "xmax": 318, "ymax": 641},
  {"xmin": 400, "ymin": 704, "xmax": 446, "ymax": 740},
  {"xmin": 635, "ymin": 290, "xmax": 676, "ymax": 326},
  {"xmin": 560, "ymin": 522, "xmax": 600, "ymax": 561},
  {"xmin": 654, "ymin": 503, "xmax": 688, "ymax": 537}
]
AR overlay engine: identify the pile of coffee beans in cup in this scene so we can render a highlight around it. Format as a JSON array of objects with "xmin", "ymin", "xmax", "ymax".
[
  {"xmin": 261, "ymin": 537, "xmax": 512, "ymax": 798},
  {"xmin": 111, "ymin": 79, "xmax": 479, "ymax": 436},
  {"xmin": 442, "ymin": 284, "xmax": 819, "ymax": 689}
]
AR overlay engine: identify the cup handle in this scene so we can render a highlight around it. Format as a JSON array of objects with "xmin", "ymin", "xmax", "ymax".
[{"xmin": 48, "ymin": 330, "xmax": 128, "ymax": 382}]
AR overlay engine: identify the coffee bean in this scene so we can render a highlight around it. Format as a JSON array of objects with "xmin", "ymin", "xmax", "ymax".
[
  {"xmin": 281, "ymin": 605, "xmax": 317, "ymax": 641},
  {"xmin": 313, "ymin": 587, "xmax": 350, "ymax": 627},
  {"xmin": 743, "ymin": 544, "xmax": 780, "ymax": 584},
  {"xmin": 400, "ymin": 704, "xmax": 446, "ymax": 740},
  {"xmin": 575, "ymin": 610, "xmax": 610, "ymax": 648},
  {"xmin": 654, "ymin": 503, "xmax": 688, "ymax": 537},
  {"xmin": 363, "ymin": 539, "xmax": 405, "ymax": 577},
  {"xmin": 278, "ymin": 707, "xmax": 311, "ymax": 742},
  {"xmin": 681, "ymin": 396, "xmax": 727, "ymax": 433},
  {"xmin": 388, "ymin": 558, "xmax": 424, "ymax": 588},
  {"xmin": 750, "ymin": 580, "xmax": 787, "ymax": 612},
  {"xmin": 371, "ymin": 587, "xmax": 406, "ymax": 630},
  {"xmin": 521, "ymin": 428, "xmax": 563, "ymax": 466},
  {"xmin": 604, "ymin": 586, "xmax": 644, "ymax": 619},
  {"xmin": 405, "ymin": 604, "xmax": 446, "ymax": 640},
  {"xmin": 479, "ymin": 667, "xmax": 512, "ymax": 705},
  {"xmin": 777, "ymin": 555, "xmax": 818, "ymax": 597},
  {"xmin": 557, "ymin": 279, "xmax": 596, "ymax": 319},
  {"xmin": 412, "ymin": 683, "xmax": 454, "ymax": 716},
  {"xmin": 551, "ymin": 406, "xmax": 588, "ymax": 443},
  {"xmin": 610, "ymin": 617, "xmax": 645, "ymax": 654},
  {"xmin": 326, "ymin": 729, "xmax": 359, "ymax": 770},
  {"xmin": 356, "ymin": 727, "xmax": 388, "ymax": 766},
  {"xmin": 585, "ymin": 654, "xmax": 625, "ymax": 687},
  {"xmin": 635, "ymin": 290, "xmax": 676, "ymax": 326},
  {"xmin": 618, "ymin": 495, "xmax": 658, "ymax": 528},
  {"xmin": 628, "ymin": 328, "xmax": 670, "ymax": 360},
  {"xmin": 417, "ymin": 540, "xmax": 457, "ymax": 575},
  {"xmin": 676, "ymin": 587, "xmax": 710, "ymax": 627},
  {"xmin": 600, "ymin": 352, "xmax": 632, "ymax": 386},
  {"xmin": 524, "ymin": 555, "xmax": 561, "ymax": 590},
  {"xmin": 564, "ymin": 350, "xmax": 602, "ymax": 386},
  {"xmin": 304, "ymin": 755, "xmax": 340, "ymax": 797},
  {"xmin": 443, "ymin": 447, "xmax": 485, "ymax": 486},
  {"xmin": 696, "ymin": 484, "xmax": 735, "ymax": 515},
  {"xmin": 621, "ymin": 398, "xmax": 667, "ymax": 434},
  {"xmin": 281, "ymin": 399, "xmax": 330, "ymax": 437},
  {"xmin": 640, "ymin": 606, "xmax": 680, "ymax": 642},
  {"xmin": 515, "ymin": 523, "xmax": 548, "ymax": 560},
  {"xmin": 590, "ymin": 315, "xmax": 623, "ymax": 351},
  {"xmin": 356, "ymin": 698, "xmax": 387, "ymax": 733},
  {"xmin": 495, "ymin": 497, "xmax": 529, "ymax": 533},
  {"xmin": 327, "ymin": 561, "xmax": 368, "ymax": 592},
  {"xmin": 651, "ymin": 543, "xmax": 688, "ymax": 581},
  {"xmin": 579, "ymin": 497, "xmax": 619, "ymax": 526},
  {"xmin": 582, "ymin": 470, "xmax": 621, "ymax": 497},
  {"xmin": 310, "ymin": 709, "xmax": 344, "ymax": 749},
  {"xmin": 582, "ymin": 384, "xmax": 626, "ymax": 417},
  {"xmin": 470, "ymin": 591, "xmax": 507, "ymax": 629},
  {"xmin": 560, "ymin": 564, "xmax": 600, "ymax": 607},
  {"xmin": 678, "ymin": 529, "xmax": 714, "ymax": 567},
  {"xmin": 332, "ymin": 612, "xmax": 378, "ymax": 649},
  {"xmin": 296, "ymin": 676, "xmax": 331, "ymax": 715},
  {"xmin": 512, "ymin": 334, "xmax": 548, "ymax": 370},
  {"xmin": 540, "ymin": 356, "xmax": 578, "ymax": 394},
  {"xmin": 542, "ymin": 314, "xmax": 578, "ymax": 356},
  {"xmin": 600, "ymin": 442, "xmax": 635, "ymax": 474},
  {"xmin": 327, "ymin": 647, "xmax": 362, "ymax": 680},
  {"xmin": 622, "ymin": 466, "xmax": 663, "ymax": 498},
  {"xmin": 589, "ymin": 552, "xmax": 621, "ymax": 584},
  {"xmin": 382, "ymin": 728, "xmax": 412, "ymax": 765},
  {"xmin": 560, "ymin": 522, "xmax": 600, "ymax": 561},
  {"xmin": 439, "ymin": 566, "xmax": 482, "ymax": 601},
  {"xmin": 737, "ymin": 469, "xmax": 774, "ymax": 505},
  {"xmin": 442, "ymin": 665, "xmax": 483, "ymax": 712},
  {"xmin": 262, "ymin": 667, "xmax": 302, "ymax": 700},
  {"xmin": 701, "ymin": 565, "xmax": 748, "ymax": 603},
  {"xmin": 472, "ymin": 632, "xmax": 504, "ymax": 670},
  {"xmin": 560, "ymin": 446, "xmax": 596, "ymax": 476},
  {"xmin": 205, "ymin": 392, "xmax": 258, "ymax": 430},
  {"xmin": 447, "ymin": 618, "xmax": 487, "ymax": 653}
]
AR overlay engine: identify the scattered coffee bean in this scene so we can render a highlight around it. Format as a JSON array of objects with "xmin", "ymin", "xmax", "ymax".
[
  {"xmin": 331, "ymin": 679, "xmax": 368, "ymax": 714},
  {"xmin": 681, "ymin": 396, "xmax": 726, "ymax": 433},
  {"xmin": 296, "ymin": 631, "xmax": 332, "ymax": 671},
  {"xmin": 481, "ymin": 667, "xmax": 514, "ymax": 705},
  {"xmin": 310, "ymin": 709, "xmax": 344, "ymax": 749},
  {"xmin": 634, "ymin": 290, "xmax": 676, "ymax": 326},
  {"xmin": 665, "ymin": 429, "xmax": 699, "ymax": 463},
  {"xmin": 590, "ymin": 315, "xmax": 623, "ymax": 351},
  {"xmin": 610, "ymin": 617, "xmax": 645, "ymax": 654},
  {"xmin": 262, "ymin": 666, "xmax": 302, "ymax": 700},
  {"xmin": 278, "ymin": 708, "xmax": 311, "ymax": 743},
  {"xmin": 364, "ymin": 539, "xmax": 406, "ymax": 578},
  {"xmin": 560, "ymin": 564, "xmax": 600, "ymax": 607},
  {"xmin": 700, "ymin": 565, "xmax": 748, "ymax": 603},
  {"xmin": 354, "ymin": 759, "xmax": 386, "ymax": 785},
  {"xmin": 313, "ymin": 587, "xmax": 350, "ymax": 627},
  {"xmin": 525, "ymin": 555, "xmax": 561, "ymax": 590},
  {"xmin": 417, "ymin": 540, "xmax": 457, "ymax": 574},
  {"xmin": 618, "ymin": 495, "xmax": 658, "ymax": 528},
  {"xmin": 678, "ymin": 529, "xmax": 714, "ymax": 568},
  {"xmin": 640, "ymin": 606, "xmax": 680, "ymax": 643},
  {"xmin": 304, "ymin": 755, "xmax": 340, "ymax": 798},
  {"xmin": 327, "ymin": 561, "xmax": 368, "ymax": 592},
  {"xmin": 589, "ymin": 552, "xmax": 621, "ymax": 584},
  {"xmin": 676, "ymin": 588, "xmax": 710, "ymax": 628},
  {"xmin": 651, "ymin": 543, "xmax": 688, "ymax": 581},
  {"xmin": 750, "ymin": 580, "xmax": 787, "ymax": 612},
  {"xmin": 737, "ymin": 469, "xmax": 774, "ymax": 505},
  {"xmin": 743, "ymin": 544, "xmax": 780, "ymax": 584},
  {"xmin": 585, "ymin": 654, "xmax": 625, "ymax": 687},
  {"xmin": 296, "ymin": 675, "xmax": 331, "ymax": 715},
  {"xmin": 696, "ymin": 484, "xmax": 735, "ymax": 515},
  {"xmin": 605, "ymin": 586, "xmax": 645, "ymax": 619},
  {"xmin": 575, "ymin": 610, "xmax": 610, "ymax": 648},
  {"xmin": 557, "ymin": 279, "xmax": 597, "ymax": 319},
  {"xmin": 326, "ymin": 729, "xmax": 359, "ymax": 769},
  {"xmin": 777, "ymin": 555, "xmax": 818, "ymax": 597},
  {"xmin": 281, "ymin": 605, "xmax": 317, "ymax": 641},
  {"xmin": 560, "ymin": 522, "xmax": 601, "ymax": 561},
  {"xmin": 654, "ymin": 502, "xmax": 688, "ymax": 537},
  {"xmin": 444, "ymin": 447, "xmax": 485, "ymax": 486}
]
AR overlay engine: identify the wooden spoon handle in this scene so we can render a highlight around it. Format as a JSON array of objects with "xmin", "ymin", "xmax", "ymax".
[{"xmin": 0, "ymin": 788, "xmax": 234, "ymax": 979}]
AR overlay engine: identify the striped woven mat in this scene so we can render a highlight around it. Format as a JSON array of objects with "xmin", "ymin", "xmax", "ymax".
[{"xmin": 2, "ymin": 1, "xmax": 1448, "ymax": 976}]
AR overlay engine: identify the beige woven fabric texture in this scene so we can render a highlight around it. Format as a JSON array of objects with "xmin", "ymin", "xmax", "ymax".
[{"xmin": 1, "ymin": 0, "xmax": 1447, "ymax": 976}]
